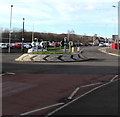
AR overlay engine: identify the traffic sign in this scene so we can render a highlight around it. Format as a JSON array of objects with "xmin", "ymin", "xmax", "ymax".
[
  {"xmin": 36, "ymin": 42, "xmax": 39, "ymax": 46},
  {"xmin": 64, "ymin": 42, "xmax": 67, "ymax": 46}
]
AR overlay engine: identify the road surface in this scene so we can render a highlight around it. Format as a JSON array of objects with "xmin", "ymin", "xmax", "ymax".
[{"xmin": 1, "ymin": 46, "xmax": 119, "ymax": 116}]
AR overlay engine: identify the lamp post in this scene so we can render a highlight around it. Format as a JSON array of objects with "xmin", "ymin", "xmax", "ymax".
[
  {"xmin": 118, "ymin": 1, "xmax": 120, "ymax": 49},
  {"xmin": 112, "ymin": 2, "xmax": 120, "ymax": 49},
  {"xmin": 22, "ymin": 18, "xmax": 25, "ymax": 52},
  {"xmin": 8, "ymin": 5, "xmax": 13, "ymax": 53}
]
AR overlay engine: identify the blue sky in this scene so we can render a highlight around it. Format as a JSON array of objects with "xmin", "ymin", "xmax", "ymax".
[{"xmin": 0, "ymin": 0, "xmax": 119, "ymax": 38}]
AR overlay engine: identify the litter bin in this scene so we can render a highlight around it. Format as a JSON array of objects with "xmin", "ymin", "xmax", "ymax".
[{"xmin": 111, "ymin": 43, "xmax": 119, "ymax": 49}]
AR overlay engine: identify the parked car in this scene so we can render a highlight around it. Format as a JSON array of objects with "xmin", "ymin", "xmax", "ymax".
[
  {"xmin": 23, "ymin": 43, "xmax": 32, "ymax": 49},
  {"xmin": 7, "ymin": 43, "xmax": 16, "ymax": 48},
  {"xmin": 99, "ymin": 43, "xmax": 110, "ymax": 47},
  {"xmin": 0, "ymin": 43, "xmax": 8, "ymax": 48},
  {"xmin": 53, "ymin": 42, "xmax": 60, "ymax": 47},
  {"xmin": 13, "ymin": 43, "xmax": 23, "ymax": 48}
]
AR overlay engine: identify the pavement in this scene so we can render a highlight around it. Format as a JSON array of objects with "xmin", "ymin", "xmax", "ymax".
[{"xmin": 99, "ymin": 47, "xmax": 120, "ymax": 57}]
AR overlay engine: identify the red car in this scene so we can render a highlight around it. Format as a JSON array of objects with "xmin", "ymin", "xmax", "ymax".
[
  {"xmin": 13, "ymin": 43, "xmax": 23, "ymax": 48},
  {"xmin": 53, "ymin": 42, "xmax": 59, "ymax": 47}
]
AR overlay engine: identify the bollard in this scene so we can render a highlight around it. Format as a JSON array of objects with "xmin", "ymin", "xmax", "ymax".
[
  {"xmin": 72, "ymin": 47, "xmax": 75, "ymax": 52},
  {"xmin": 77, "ymin": 47, "xmax": 80, "ymax": 52}
]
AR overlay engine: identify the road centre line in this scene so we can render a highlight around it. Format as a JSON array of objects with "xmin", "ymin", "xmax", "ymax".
[
  {"xmin": 20, "ymin": 103, "xmax": 64, "ymax": 116},
  {"xmin": 46, "ymin": 76, "xmax": 119, "ymax": 117}
]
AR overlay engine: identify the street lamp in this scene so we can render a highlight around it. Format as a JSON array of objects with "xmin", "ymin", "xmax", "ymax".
[
  {"xmin": 22, "ymin": 18, "xmax": 25, "ymax": 52},
  {"xmin": 112, "ymin": 1, "xmax": 120, "ymax": 50},
  {"xmin": 8, "ymin": 5, "xmax": 13, "ymax": 53}
]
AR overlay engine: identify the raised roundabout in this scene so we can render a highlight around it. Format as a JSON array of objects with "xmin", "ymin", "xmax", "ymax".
[{"xmin": 15, "ymin": 48, "xmax": 89, "ymax": 62}]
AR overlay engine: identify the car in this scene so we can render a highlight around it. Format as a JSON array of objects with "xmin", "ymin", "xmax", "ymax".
[
  {"xmin": 23, "ymin": 43, "xmax": 32, "ymax": 49},
  {"xmin": 12, "ymin": 43, "xmax": 23, "ymax": 48},
  {"xmin": 53, "ymin": 42, "xmax": 60, "ymax": 47},
  {"xmin": 0, "ymin": 43, "xmax": 8, "ymax": 48},
  {"xmin": 99, "ymin": 43, "xmax": 111, "ymax": 47},
  {"xmin": 99, "ymin": 43, "xmax": 105, "ymax": 47}
]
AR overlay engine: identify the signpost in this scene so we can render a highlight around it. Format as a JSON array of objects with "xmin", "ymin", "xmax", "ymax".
[
  {"xmin": 68, "ymin": 41, "xmax": 73, "ymax": 52},
  {"xmin": 36, "ymin": 41, "xmax": 39, "ymax": 52},
  {"xmin": 64, "ymin": 37, "xmax": 67, "ymax": 52}
]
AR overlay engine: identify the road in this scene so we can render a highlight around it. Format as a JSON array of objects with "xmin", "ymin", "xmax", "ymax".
[
  {"xmin": 2, "ymin": 46, "xmax": 118, "ymax": 74},
  {"xmin": 1, "ymin": 46, "xmax": 119, "ymax": 116}
]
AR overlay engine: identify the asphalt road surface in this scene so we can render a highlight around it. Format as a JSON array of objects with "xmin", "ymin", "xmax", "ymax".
[
  {"xmin": 2, "ymin": 46, "xmax": 119, "ymax": 74},
  {"xmin": 1, "ymin": 46, "xmax": 119, "ymax": 116}
]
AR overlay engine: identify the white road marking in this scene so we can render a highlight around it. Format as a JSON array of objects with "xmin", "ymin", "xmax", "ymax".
[
  {"xmin": 6, "ymin": 72, "xmax": 15, "ymax": 75},
  {"xmin": 68, "ymin": 82, "xmax": 101, "ymax": 100},
  {"xmin": 46, "ymin": 77, "xmax": 119, "ymax": 117},
  {"xmin": 80, "ymin": 82, "xmax": 102, "ymax": 88},
  {"xmin": 68, "ymin": 87, "xmax": 80, "ymax": 100},
  {"xmin": 0, "ymin": 72, "xmax": 15, "ymax": 76},
  {"xmin": 98, "ymin": 48, "xmax": 120, "ymax": 57},
  {"xmin": 20, "ymin": 103, "xmax": 64, "ymax": 116},
  {"xmin": 110, "ymin": 75, "xmax": 118, "ymax": 82}
]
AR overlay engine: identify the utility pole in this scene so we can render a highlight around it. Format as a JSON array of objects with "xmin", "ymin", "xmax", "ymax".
[
  {"xmin": 8, "ymin": 5, "xmax": 13, "ymax": 53},
  {"xmin": 118, "ymin": 1, "xmax": 120, "ymax": 48},
  {"xmin": 22, "ymin": 18, "xmax": 25, "ymax": 52}
]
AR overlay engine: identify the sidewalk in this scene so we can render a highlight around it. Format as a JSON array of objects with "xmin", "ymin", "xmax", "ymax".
[
  {"xmin": 99, "ymin": 47, "xmax": 120, "ymax": 57},
  {"xmin": 105, "ymin": 48, "xmax": 119, "ymax": 55}
]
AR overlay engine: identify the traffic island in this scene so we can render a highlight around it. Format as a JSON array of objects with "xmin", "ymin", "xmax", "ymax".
[{"xmin": 15, "ymin": 52, "xmax": 89, "ymax": 62}]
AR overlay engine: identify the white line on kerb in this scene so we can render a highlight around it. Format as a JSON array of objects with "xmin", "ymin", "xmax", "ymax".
[
  {"xmin": 6, "ymin": 72, "xmax": 15, "ymax": 75},
  {"xmin": 46, "ymin": 75, "xmax": 119, "ymax": 117},
  {"xmin": 20, "ymin": 103, "xmax": 64, "ymax": 116},
  {"xmin": 0, "ymin": 74, "xmax": 4, "ymax": 76},
  {"xmin": 0, "ymin": 72, "xmax": 15, "ymax": 76},
  {"xmin": 110, "ymin": 75, "xmax": 118, "ymax": 82}
]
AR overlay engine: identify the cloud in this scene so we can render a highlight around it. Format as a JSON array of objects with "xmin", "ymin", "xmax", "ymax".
[{"xmin": 0, "ymin": 0, "xmax": 119, "ymax": 37}]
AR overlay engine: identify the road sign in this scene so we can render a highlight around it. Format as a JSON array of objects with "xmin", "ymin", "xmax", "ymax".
[
  {"xmin": 36, "ymin": 42, "xmax": 39, "ymax": 46},
  {"xmin": 64, "ymin": 42, "xmax": 67, "ymax": 46},
  {"xmin": 68, "ymin": 41, "xmax": 73, "ymax": 46}
]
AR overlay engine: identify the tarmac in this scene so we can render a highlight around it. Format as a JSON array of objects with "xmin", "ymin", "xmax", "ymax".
[
  {"xmin": 47, "ymin": 47, "xmax": 120, "ymax": 116},
  {"xmin": 2, "ymin": 47, "xmax": 120, "ymax": 116},
  {"xmin": 48, "ymin": 79, "xmax": 119, "ymax": 116}
]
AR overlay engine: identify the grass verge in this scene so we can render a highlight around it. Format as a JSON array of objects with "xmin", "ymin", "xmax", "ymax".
[{"xmin": 32, "ymin": 51, "xmax": 71, "ymax": 54}]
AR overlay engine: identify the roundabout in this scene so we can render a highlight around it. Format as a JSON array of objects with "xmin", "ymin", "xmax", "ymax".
[
  {"xmin": 15, "ymin": 46, "xmax": 89, "ymax": 62},
  {"xmin": 15, "ymin": 52, "xmax": 89, "ymax": 62}
]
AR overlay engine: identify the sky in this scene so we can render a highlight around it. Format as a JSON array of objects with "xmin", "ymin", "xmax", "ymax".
[{"xmin": 0, "ymin": 0, "xmax": 119, "ymax": 38}]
